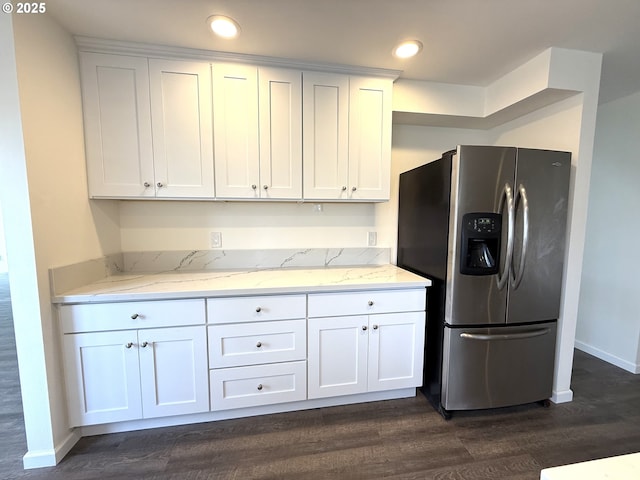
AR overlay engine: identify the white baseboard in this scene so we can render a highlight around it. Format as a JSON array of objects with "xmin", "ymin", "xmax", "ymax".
[
  {"xmin": 575, "ymin": 340, "xmax": 640, "ymax": 374},
  {"xmin": 551, "ymin": 388, "xmax": 573, "ymax": 404},
  {"xmin": 22, "ymin": 430, "xmax": 80, "ymax": 469}
]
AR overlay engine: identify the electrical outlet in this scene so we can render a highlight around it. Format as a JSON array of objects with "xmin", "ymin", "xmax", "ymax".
[
  {"xmin": 210, "ymin": 231, "xmax": 222, "ymax": 248},
  {"xmin": 367, "ymin": 231, "xmax": 377, "ymax": 246}
]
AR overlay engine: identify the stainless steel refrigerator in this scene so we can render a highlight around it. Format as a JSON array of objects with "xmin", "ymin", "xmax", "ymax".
[{"xmin": 397, "ymin": 145, "xmax": 570, "ymax": 417}]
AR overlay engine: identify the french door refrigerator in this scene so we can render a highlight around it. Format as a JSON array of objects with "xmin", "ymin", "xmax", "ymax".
[{"xmin": 397, "ymin": 145, "xmax": 570, "ymax": 416}]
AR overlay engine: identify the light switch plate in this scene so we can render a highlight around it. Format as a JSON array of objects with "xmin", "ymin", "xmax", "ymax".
[{"xmin": 367, "ymin": 231, "xmax": 377, "ymax": 246}]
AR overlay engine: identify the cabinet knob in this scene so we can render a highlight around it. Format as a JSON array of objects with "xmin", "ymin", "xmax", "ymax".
[
  {"xmin": 131, "ymin": 313, "xmax": 139, "ymax": 319},
  {"xmin": 373, "ymin": 324, "xmax": 379, "ymax": 330},
  {"xmin": 255, "ymin": 306, "xmax": 262, "ymax": 313},
  {"xmin": 352, "ymin": 186, "xmax": 357, "ymax": 192},
  {"xmin": 342, "ymin": 186, "xmax": 347, "ymax": 191},
  {"xmin": 252, "ymin": 184, "xmax": 257, "ymax": 190},
  {"xmin": 143, "ymin": 182, "xmax": 151, "ymax": 188},
  {"xmin": 263, "ymin": 185, "xmax": 269, "ymax": 190},
  {"xmin": 157, "ymin": 182, "xmax": 164, "ymax": 188},
  {"xmin": 257, "ymin": 384, "xmax": 263, "ymax": 391},
  {"xmin": 125, "ymin": 342, "xmax": 134, "ymax": 349},
  {"xmin": 256, "ymin": 341, "xmax": 262, "ymax": 348},
  {"xmin": 368, "ymin": 300, "xmax": 374, "ymax": 306},
  {"xmin": 141, "ymin": 341, "xmax": 151, "ymax": 348},
  {"xmin": 362, "ymin": 325, "xmax": 368, "ymax": 331}
]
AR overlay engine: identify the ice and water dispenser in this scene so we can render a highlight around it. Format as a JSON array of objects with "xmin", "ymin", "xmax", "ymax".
[{"xmin": 460, "ymin": 213, "xmax": 501, "ymax": 275}]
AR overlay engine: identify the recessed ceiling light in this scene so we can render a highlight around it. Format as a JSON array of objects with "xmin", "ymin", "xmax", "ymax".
[
  {"xmin": 393, "ymin": 40, "xmax": 423, "ymax": 59},
  {"xmin": 207, "ymin": 15, "xmax": 241, "ymax": 39}
]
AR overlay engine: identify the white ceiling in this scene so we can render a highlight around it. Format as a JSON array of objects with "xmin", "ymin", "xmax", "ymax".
[{"xmin": 46, "ymin": 0, "xmax": 640, "ymax": 104}]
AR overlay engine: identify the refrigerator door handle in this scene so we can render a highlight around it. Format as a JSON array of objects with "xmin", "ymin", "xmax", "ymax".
[
  {"xmin": 511, "ymin": 184, "xmax": 530, "ymax": 289},
  {"xmin": 496, "ymin": 183, "xmax": 514, "ymax": 291},
  {"xmin": 460, "ymin": 328, "xmax": 550, "ymax": 341}
]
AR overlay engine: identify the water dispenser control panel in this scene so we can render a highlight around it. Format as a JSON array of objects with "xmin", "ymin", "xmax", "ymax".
[{"xmin": 460, "ymin": 212, "xmax": 502, "ymax": 275}]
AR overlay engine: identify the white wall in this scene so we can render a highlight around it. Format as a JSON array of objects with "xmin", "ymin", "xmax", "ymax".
[
  {"xmin": 5, "ymin": 13, "xmax": 121, "ymax": 467},
  {"xmin": 0, "ymin": 204, "xmax": 7, "ymax": 273},
  {"xmin": 576, "ymin": 91, "xmax": 640, "ymax": 373}
]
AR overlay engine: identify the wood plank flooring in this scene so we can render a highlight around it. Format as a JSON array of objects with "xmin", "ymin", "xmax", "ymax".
[{"xmin": 1, "ymin": 271, "xmax": 639, "ymax": 479}]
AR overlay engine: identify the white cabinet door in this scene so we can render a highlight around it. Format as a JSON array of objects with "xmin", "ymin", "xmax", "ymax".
[
  {"xmin": 213, "ymin": 63, "xmax": 260, "ymax": 198},
  {"xmin": 149, "ymin": 59, "xmax": 214, "ymax": 198},
  {"xmin": 302, "ymin": 72, "xmax": 350, "ymax": 200},
  {"xmin": 367, "ymin": 312, "xmax": 425, "ymax": 392},
  {"xmin": 138, "ymin": 326, "xmax": 209, "ymax": 418},
  {"xmin": 259, "ymin": 68, "xmax": 302, "ymax": 199},
  {"xmin": 63, "ymin": 331, "xmax": 142, "ymax": 427},
  {"xmin": 80, "ymin": 53, "xmax": 155, "ymax": 198},
  {"xmin": 308, "ymin": 315, "xmax": 368, "ymax": 399},
  {"xmin": 348, "ymin": 76, "xmax": 392, "ymax": 201}
]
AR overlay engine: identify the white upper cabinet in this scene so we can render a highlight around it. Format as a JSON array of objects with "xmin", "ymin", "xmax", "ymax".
[
  {"xmin": 80, "ymin": 53, "xmax": 214, "ymax": 199},
  {"xmin": 303, "ymin": 72, "xmax": 392, "ymax": 201},
  {"xmin": 80, "ymin": 52, "xmax": 155, "ymax": 198},
  {"xmin": 213, "ymin": 65, "xmax": 302, "ymax": 200},
  {"xmin": 258, "ymin": 67, "xmax": 302, "ymax": 199},
  {"xmin": 148, "ymin": 59, "xmax": 215, "ymax": 198},
  {"xmin": 302, "ymin": 72, "xmax": 350, "ymax": 200},
  {"xmin": 212, "ymin": 63, "xmax": 260, "ymax": 198},
  {"xmin": 348, "ymin": 76, "xmax": 392, "ymax": 201},
  {"xmin": 79, "ymin": 45, "xmax": 392, "ymax": 202}
]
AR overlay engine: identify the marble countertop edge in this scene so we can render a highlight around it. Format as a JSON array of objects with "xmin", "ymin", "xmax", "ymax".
[{"xmin": 51, "ymin": 265, "xmax": 431, "ymax": 305}]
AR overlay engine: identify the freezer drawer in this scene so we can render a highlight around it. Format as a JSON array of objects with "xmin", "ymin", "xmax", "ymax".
[{"xmin": 442, "ymin": 321, "xmax": 557, "ymax": 411}]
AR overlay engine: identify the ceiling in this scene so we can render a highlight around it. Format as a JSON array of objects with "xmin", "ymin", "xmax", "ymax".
[{"xmin": 45, "ymin": 0, "xmax": 640, "ymax": 105}]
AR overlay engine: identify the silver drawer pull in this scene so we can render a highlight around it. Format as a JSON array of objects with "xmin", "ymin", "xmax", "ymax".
[
  {"xmin": 256, "ymin": 341, "xmax": 262, "ymax": 348},
  {"xmin": 141, "ymin": 341, "xmax": 150, "ymax": 348},
  {"xmin": 368, "ymin": 300, "xmax": 374, "ymax": 306},
  {"xmin": 362, "ymin": 325, "xmax": 368, "ymax": 331},
  {"xmin": 257, "ymin": 384, "xmax": 263, "ymax": 391},
  {"xmin": 131, "ymin": 313, "xmax": 139, "ymax": 319},
  {"xmin": 373, "ymin": 325, "xmax": 379, "ymax": 330},
  {"xmin": 255, "ymin": 306, "xmax": 262, "ymax": 313},
  {"xmin": 125, "ymin": 342, "xmax": 134, "ymax": 349}
]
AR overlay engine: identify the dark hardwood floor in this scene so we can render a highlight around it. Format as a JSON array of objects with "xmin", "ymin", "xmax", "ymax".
[{"xmin": 1, "ymin": 271, "xmax": 639, "ymax": 479}]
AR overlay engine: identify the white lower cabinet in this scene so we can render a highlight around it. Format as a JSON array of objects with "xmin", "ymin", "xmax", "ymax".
[
  {"xmin": 307, "ymin": 289, "xmax": 426, "ymax": 399},
  {"xmin": 61, "ymin": 300, "xmax": 209, "ymax": 427},
  {"xmin": 207, "ymin": 295, "xmax": 308, "ymax": 411},
  {"xmin": 60, "ymin": 287, "xmax": 426, "ymax": 429}
]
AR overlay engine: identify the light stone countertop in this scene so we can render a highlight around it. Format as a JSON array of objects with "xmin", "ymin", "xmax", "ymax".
[
  {"xmin": 540, "ymin": 452, "xmax": 640, "ymax": 479},
  {"xmin": 52, "ymin": 264, "xmax": 431, "ymax": 304}
]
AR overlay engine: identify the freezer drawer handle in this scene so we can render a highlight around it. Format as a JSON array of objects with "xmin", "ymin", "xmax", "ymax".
[{"xmin": 460, "ymin": 328, "xmax": 550, "ymax": 341}]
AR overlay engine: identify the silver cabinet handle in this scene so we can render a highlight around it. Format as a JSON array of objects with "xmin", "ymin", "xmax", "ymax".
[
  {"xmin": 373, "ymin": 325, "xmax": 379, "ymax": 330},
  {"xmin": 362, "ymin": 325, "xmax": 368, "ymax": 331},
  {"xmin": 125, "ymin": 342, "xmax": 134, "ymax": 349},
  {"xmin": 131, "ymin": 313, "xmax": 139, "ymax": 319},
  {"xmin": 342, "ymin": 186, "xmax": 347, "ymax": 191},
  {"xmin": 511, "ymin": 184, "xmax": 529, "ymax": 289},
  {"xmin": 143, "ymin": 182, "xmax": 151, "ymax": 188},
  {"xmin": 251, "ymin": 184, "xmax": 257, "ymax": 190},
  {"xmin": 257, "ymin": 384, "xmax": 263, "ymax": 391},
  {"xmin": 351, "ymin": 186, "xmax": 357, "ymax": 192},
  {"xmin": 263, "ymin": 185, "xmax": 269, "ymax": 190},
  {"xmin": 367, "ymin": 300, "xmax": 374, "ymax": 306},
  {"xmin": 157, "ymin": 182, "xmax": 164, "ymax": 188},
  {"xmin": 496, "ymin": 183, "xmax": 515, "ymax": 291},
  {"xmin": 256, "ymin": 341, "xmax": 262, "ymax": 348},
  {"xmin": 460, "ymin": 328, "xmax": 550, "ymax": 341},
  {"xmin": 141, "ymin": 341, "xmax": 151, "ymax": 348},
  {"xmin": 255, "ymin": 306, "xmax": 262, "ymax": 313}
]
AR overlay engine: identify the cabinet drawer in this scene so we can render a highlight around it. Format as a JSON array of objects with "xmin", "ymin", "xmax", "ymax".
[
  {"xmin": 210, "ymin": 361, "xmax": 306, "ymax": 411},
  {"xmin": 208, "ymin": 320, "xmax": 306, "ymax": 367},
  {"xmin": 59, "ymin": 299, "xmax": 206, "ymax": 333},
  {"xmin": 207, "ymin": 295, "xmax": 306, "ymax": 324},
  {"xmin": 308, "ymin": 289, "xmax": 425, "ymax": 318}
]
